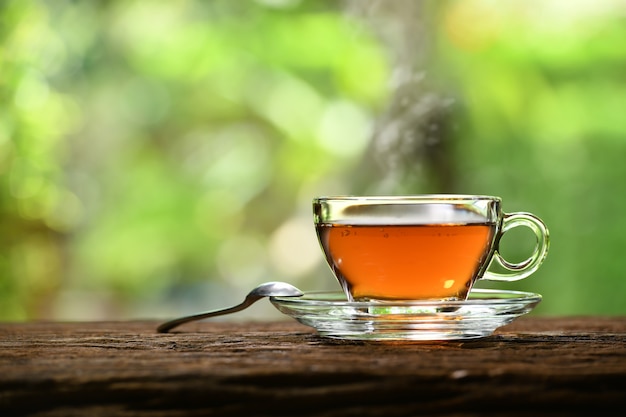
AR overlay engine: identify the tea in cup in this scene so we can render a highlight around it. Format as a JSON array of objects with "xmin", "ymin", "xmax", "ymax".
[{"xmin": 313, "ymin": 195, "xmax": 549, "ymax": 302}]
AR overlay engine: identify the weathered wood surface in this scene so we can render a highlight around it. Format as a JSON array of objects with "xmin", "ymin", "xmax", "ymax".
[{"xmin": 1, "ymin": 317, "xmax": 626, "ymax": 416}]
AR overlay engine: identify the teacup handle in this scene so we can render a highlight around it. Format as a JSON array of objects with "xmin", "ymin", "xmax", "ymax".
[{"xmin": 482, "ymin": 212, "xmax": 550, "ymax": 282}]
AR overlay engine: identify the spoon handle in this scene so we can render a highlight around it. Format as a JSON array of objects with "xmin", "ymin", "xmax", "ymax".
[{"xmin": 157, "ymin": 299, "xmax": 253, "ymax": 333}]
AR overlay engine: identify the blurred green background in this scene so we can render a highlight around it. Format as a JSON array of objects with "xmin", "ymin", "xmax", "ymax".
[{"xmin": 1, "ymin": 0, "xmax": 625, "ymax": 321}]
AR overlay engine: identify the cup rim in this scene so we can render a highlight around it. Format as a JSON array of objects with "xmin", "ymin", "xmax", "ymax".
[{"xmin": 313, "ymin": 194, "xmax": 501, "ymax": 202}]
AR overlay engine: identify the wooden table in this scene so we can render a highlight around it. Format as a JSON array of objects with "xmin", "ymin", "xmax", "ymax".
[{"xmin": 1, "ymin": 317, "xmax": 625, "ymax": 416}]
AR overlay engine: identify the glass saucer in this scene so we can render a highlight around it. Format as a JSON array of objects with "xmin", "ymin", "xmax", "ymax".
[{"xmin": 270, "ymin": 288, "xmax": 541, "ymax": 341}]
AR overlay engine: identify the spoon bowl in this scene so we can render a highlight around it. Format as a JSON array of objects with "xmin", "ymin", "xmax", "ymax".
[{"xmin": 157, "ymin": 281, "xmax": 304, "ymax": 333}]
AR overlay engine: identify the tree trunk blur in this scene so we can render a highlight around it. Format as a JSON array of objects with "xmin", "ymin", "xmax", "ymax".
[{"xmin": 346, "ymin": 0, "xmax": 457, "ymax": 195}]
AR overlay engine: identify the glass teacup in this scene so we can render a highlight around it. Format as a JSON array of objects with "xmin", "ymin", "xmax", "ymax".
[{"xmin": 313, "ymin": 195, "xmax": 549, "ymax": 302}]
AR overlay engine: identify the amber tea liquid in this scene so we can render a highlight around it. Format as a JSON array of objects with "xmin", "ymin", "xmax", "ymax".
[{"xmin": 316, "ymin": 223, "xmax": 496, "ymax": 301}]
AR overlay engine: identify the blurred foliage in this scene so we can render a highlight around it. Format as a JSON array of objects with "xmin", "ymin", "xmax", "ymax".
[
  {"xmin": 437, "ymin": 0, "xmax": 626, "ymax": 315},
  {"xmin": 0, "ymin": 0, "xmax": 390, "ymax": 320},
  {"xmin": 1, "ymin": 0, "xmax": 625, "ymax": 320}
]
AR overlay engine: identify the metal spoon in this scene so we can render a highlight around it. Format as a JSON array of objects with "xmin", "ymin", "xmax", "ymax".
[{"xmin": 156, "ymin": 281, "xmax": 304, "ymax": 333}]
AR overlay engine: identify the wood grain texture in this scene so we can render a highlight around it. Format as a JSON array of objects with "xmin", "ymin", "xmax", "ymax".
[{"xmin": 1, "ymin": 317, "xmax": 626, "ymax": 416}]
